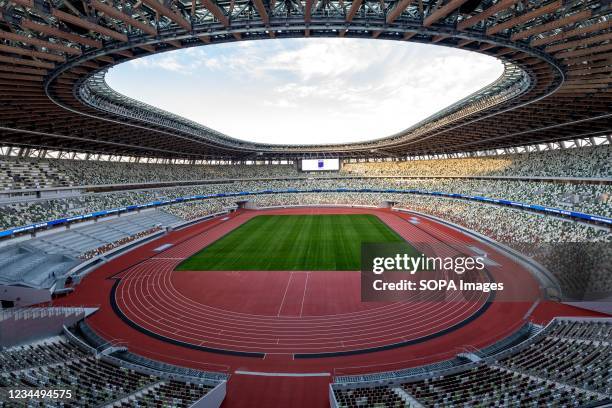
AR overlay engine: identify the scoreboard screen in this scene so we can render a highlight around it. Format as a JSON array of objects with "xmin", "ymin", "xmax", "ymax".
[{"xmin": 300, "ymin": 159, "xmax": 340, "ymax": 172}]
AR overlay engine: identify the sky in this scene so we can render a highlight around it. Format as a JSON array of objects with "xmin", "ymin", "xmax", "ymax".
[{"xmin": 106, "ymin": 38, "xmax": 503, "ymax": 145}]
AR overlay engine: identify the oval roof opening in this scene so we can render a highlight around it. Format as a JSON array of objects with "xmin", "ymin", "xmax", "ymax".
[{"xmin": 107, "ymin": 38, "xmax": 503, "ymax": 145}]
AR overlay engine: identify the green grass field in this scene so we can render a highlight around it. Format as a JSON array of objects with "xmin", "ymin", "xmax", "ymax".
[{"xmin": 175, "ymin": 214, "xmax": 418, "ymax": 271}]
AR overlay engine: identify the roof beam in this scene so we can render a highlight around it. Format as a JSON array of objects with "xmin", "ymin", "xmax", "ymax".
[
  {"xmin": 0, "ymin": 30, "xmax": 81, "ymax": 55},
  {"xmin": 495, "ymin": 47, "xmax": 515, "ymax": 57},
  {"xmin": 141, "ymin": 0, "xmax": 193, "ymax": 30},
  {"xmin": 0, "ymin": 43, "xmax": 65, "ymax": 62},
  {"xmin": 457, "ymin": 0, "xmax": 519, "ymax": 30},
  {"xmin": 8, "ymin": 0, "xmax": 34, "ymax": 8},
  {"xmin": 51, "ymin": 9, "xmax": 129, "ymax": 42},
  {"xmin": 511, "ymin": 9, "xmax": 591, "ymax": 41},
  {"xmin": 0, "ymin": 64, "xmax": 46, "ymax": 75},
  {"xmin": 201, "ymin": 0, "xmax": 229, "ymax": 26},
  {"xmin": 486, "ymin": 0, "xmax": 562, "ymax": 36},
  {"xmin": 19, "ymin": 20, "xmax": 102, "ymax": 49},
  {"xmin": 556, "ymin": 43, "xmax": 612, "ymax": 59},
  {"xmin": 386, "ymin": 0, "xmax": 414, "ymax": 24},
  {"xmin": 431, "ymin": 34, "xmax": 448, "ymax": 43},
  {"xmin": 95, "ymin": 54, "xmax": 114, "ymax": 63},
  {"xmin": 139, "ymin": 44, "xmax": 156, "ymax": 52},
  {"xmin": 90, "ymin": 0, "xmax": 157, "ymax": 36},
  {"xmin": 112, "ymin": 49, "xmax": 134, "ymax": 58},
  {"xmin": 563, "ymin": 54, "xmax": 612, "ymax": 66},
  {"xmin": 0, "ymin": 54, "xmax": 55, "ymax": 68},
  {"xmin": 305, "ymin": 0, "xmax": 315, "ymax": 23},
  {"xmin": 479, "ymin": 42, "xmax": 496, "ymax": 51},
  {"xmin": 163, "ymin": 39, "xmax": 183, "ymax": 48},
  {"xmin": 346, "ymin": 0, "xmax": 362, "ymax": 22},
  {"xmin": 546, "ymin": 32, "xmax": 612, "ymax": 53},
  {"xmin": 531, "ymin": 20, "xmax": 612, "ymax": 47},
  {"xmin": 0, "ymin": 72, "xmax": 43, "ymax": 81},
  {"xmin": 252, "ymin": 0, "xmax": 269, "ymax": 24},
  {"xmin": 423, "ymin": 0, "xmax": 470, "ymax": 27}
]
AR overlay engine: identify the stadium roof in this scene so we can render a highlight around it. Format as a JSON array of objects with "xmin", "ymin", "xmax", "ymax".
[{"xmin": 0, "ymin": 0, "xmax": 610, "ymax": 160}]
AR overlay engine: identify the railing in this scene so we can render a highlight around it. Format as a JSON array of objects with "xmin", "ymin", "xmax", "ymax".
[
  {"xmin": 0, "ymin": 307, "xmax": 86, "ymax": 321},
  {"xmin": 333, "ymin": 317, "xmax": 529, "ymax": 382},
  {"xmin": 66, "ymin": 323, "xmax": 228, "ymax": 385}
]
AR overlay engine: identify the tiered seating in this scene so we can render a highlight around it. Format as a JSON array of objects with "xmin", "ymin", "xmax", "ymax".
[
  {"xmin": 118, "ymin": 380, "xmax": 213, "ymax": 407},
  {"xmin": 332, "ymin": 319, "xmax": 612, "ymax": 408},
  {"xmin": 333, "ymin": 385, "xmax": 405, "ymax": 408},
  {"xmin": 2, "ymin": 178, "xmax": 610, "ymax": 230},
  {"xmin": 76, "ymin": 321, "xmax": 228, "ymax": 382},
  {"xmin": 476, "ymin": 323, "xmax": 541, "ymax": 359},
  {"xmin": 0, "ymin": 246, "xmax": 27, "ymax": 269},
  {"xmin": 1, "ymin": 148, "xmax": 610, "ymax": 297},
  {"xmin": 0, "ymin": 337, "xmax": 88, "ymax": 373},
  {"xmin": 498, "ymin": 321, "xmax": 611, "ymax": 395},
  {"xmin": 1, "ymin": 357, "xmax": 159, "ymax": 406},
  {"xmin": 342, "ymin": 145, "xmax": 612, "ymax": 178},
  {"xmin": 401, "ymin": 365, "xmax": 598, "ymax": 407},
  {"xmin": 0, "ymin": 210, "xmax": 182, "ymax": 288},
  {"xmin": 0, "ymin": 247, "xmax": 77, "ymax": 288},
  {"xmin": 0, "ymin": 333, "xmax": 223, "ymax": 408},
  {"xmin": 51, "ymin": 159, "xmax": 299, "ymax": 185},
  {"xmin": 334, "ymin": 358, "xmax": 469, "ymax": 384},
  {"xmin": 24, "ymin": 210, "xmax": 180, "ymax": 258},
  {"xmin": 547, "ymin": 320, "xmax": 612, "ymax": 341},
  {"xmin": 0, "ymin": 158, "xmax": 74, "ymax": 190},
  {"xmin": 1, "ymin": 145, "xmax": 611, "ymax": 229},
  {"xmin": 2, "ymin": 188, "xmax": 609, "ymax": 294},
  {"xmin": 3, "ymin": 144, "xmax": 609, "ymax": 189}
]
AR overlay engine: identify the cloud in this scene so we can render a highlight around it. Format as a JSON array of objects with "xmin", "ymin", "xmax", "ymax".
[
  {"xmin": 126, "ymin": 51, "xmax": 199, "ymax": 73},
  {"xmin": 107, "ymin": 38, "xmax": 503, "ymax": 145}
]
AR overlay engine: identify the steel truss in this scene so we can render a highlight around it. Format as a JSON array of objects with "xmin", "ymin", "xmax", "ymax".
[{"xmin": 0, "ymin": 0, "xmax": 610, "ymax": 160}]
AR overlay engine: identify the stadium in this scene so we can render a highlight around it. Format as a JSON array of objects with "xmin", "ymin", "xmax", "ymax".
[{"xmin": 0, "ymin": 0, "xmax": 611, "ymax": 406}]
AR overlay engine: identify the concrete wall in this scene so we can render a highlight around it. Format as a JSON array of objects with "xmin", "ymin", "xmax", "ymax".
[
  {"xmin": 191, "ymin": 381, "xmax": 226, "ymax": 408},
  {"xmin": 0, "ymin": 308, "xmax": 85, "ymax": 348},
  {"xmin": 0, "ymin": 284, "xmax": 51, "ymax": 308}
]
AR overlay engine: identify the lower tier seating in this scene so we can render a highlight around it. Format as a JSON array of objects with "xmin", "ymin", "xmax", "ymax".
[
  {"xmin": 0, "ymin": 334, "xmax": 223, "ymax": 408},
  {"xmin": 332, "ymin": 319, "xmax": 611, "ymax": 408}
]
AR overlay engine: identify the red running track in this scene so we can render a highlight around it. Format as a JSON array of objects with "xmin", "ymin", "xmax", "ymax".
[
  {"xmin": 113, "ymin": 209, "xmax": 493, "ymax": 356},
  {"xmin": 53, "ymin": 206, "xmax": 603, "ymax": 407}
]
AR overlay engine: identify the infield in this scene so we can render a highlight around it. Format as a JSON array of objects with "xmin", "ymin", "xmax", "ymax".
[{"xmin": 175, "ymin": 214, "xmax": 418, "ymax": 271}]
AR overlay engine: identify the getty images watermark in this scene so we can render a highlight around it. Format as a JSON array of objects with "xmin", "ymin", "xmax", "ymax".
[
  {"xmin": 361, "ymin": 241, "xmax": 612, "ymax": 303},
  {"xmin": 361, "ymin": 243, "xmax": 505, "ymax": 302}
]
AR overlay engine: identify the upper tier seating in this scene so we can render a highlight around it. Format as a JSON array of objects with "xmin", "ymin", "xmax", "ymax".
[
  {"xmin": 343, "ymin": 145, "xmax": 612, "ymax": 178},
  {"xmin": 0, "ymin": 145, "xmax": 609, "ymax": 191},
  {"xmin": 0, "ymin": 158, "xmax": 73, "ymax": 191}
]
